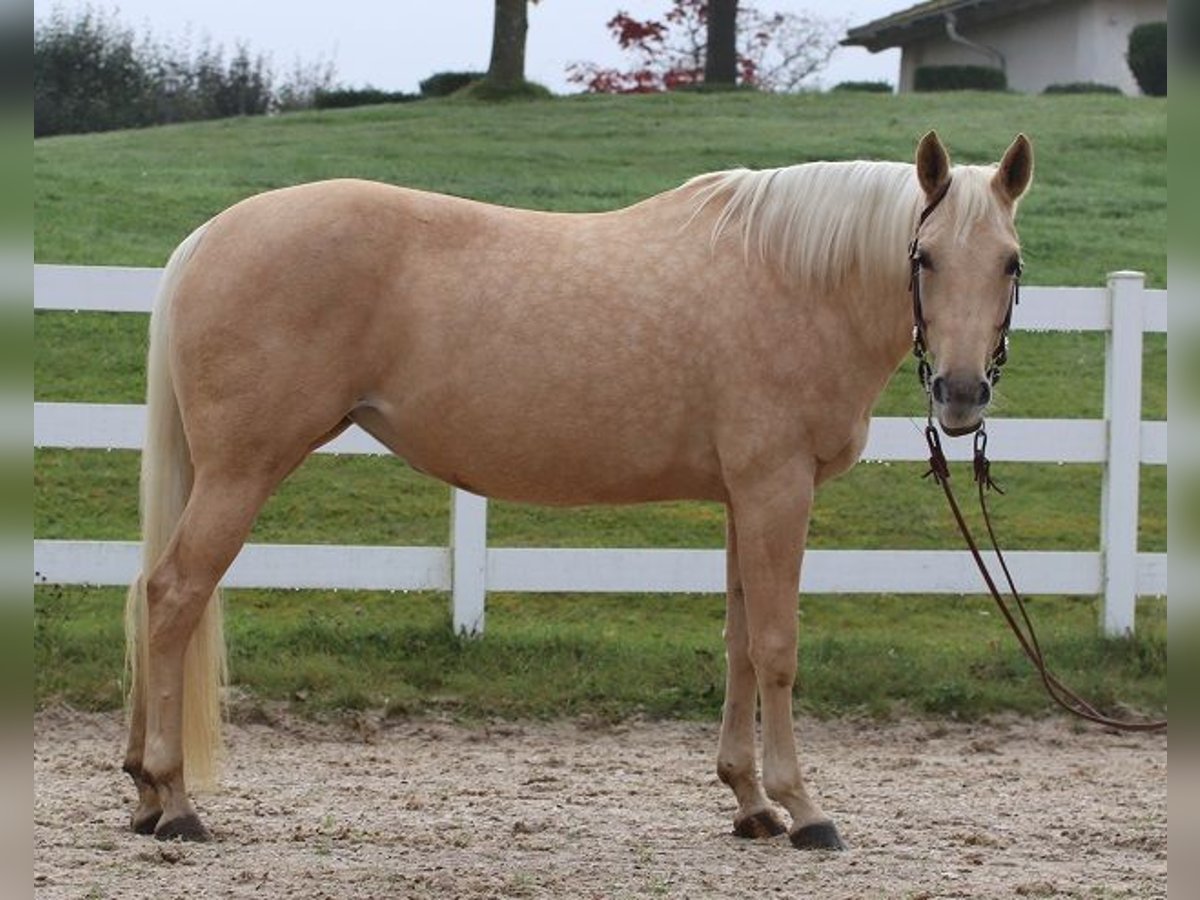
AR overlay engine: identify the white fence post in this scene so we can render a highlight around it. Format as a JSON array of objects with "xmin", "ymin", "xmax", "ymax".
[
  {"xmin": 450, "ymin": 488, "xmax": 488, "ymax": 636},
  {"xmin": 1100, "ymin": 271, "xmax": 1145, "ymax": 637},
  {"xmin": 1167, "ymin": 261, "xmax": 1191, "ymax": 640}
]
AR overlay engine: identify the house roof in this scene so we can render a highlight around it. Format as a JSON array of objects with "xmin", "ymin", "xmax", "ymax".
[{"xmin": 843, "ymin": 0, "xmax": 1063, "ymax": 52}]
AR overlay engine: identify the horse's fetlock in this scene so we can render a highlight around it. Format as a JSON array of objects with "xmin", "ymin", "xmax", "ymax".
[
  {"xmin": 717, "ymin": 758, "xmax": 748, "ymax": 786},
  {"xmin": 139, "ymin": 755, "xmax": 182, "ymax": 791},
  {"xmin": 762, "ymin": 776, "xmax": 797, "ymax": 805}
]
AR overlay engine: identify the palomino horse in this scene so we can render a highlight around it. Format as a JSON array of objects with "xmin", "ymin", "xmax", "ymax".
[{"xmin": 123, "ymin": 131, "xmax": 1033, "ymax": 848}]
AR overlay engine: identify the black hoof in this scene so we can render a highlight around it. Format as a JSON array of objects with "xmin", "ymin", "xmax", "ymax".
[
  {"xmin": 733, "ymin": 810, "xmax": 788, "ymax": 839},
  {"xmin": 131, "ymin": 807, "xmax": 162, "ymax": 835},
  {"xmin": 155, "ymin": 813, "xmax": 211, "ymax": 843},
  {"xmin": 790, "ymin": 821, "xmax": 845, "ymax": 851}
]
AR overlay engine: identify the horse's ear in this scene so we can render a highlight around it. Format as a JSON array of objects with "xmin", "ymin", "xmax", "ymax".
[
  {"xmin": 994, "ymin": 133, "xmax": 1034, "ymax": 203},
  {"xmin": 915, "ymin": 130, "xmax": 951, "ymax": 198}
]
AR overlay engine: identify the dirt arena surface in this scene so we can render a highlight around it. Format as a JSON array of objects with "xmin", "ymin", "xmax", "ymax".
[{"xmin": 35, "ymin": 707, "xmax": 1166, "ymax": 899}]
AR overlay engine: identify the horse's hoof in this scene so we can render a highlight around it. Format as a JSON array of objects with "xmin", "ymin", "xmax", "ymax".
[
  {"xmin": 130, "ymin": 805, "xmax": 162, "ymax": 835},
  {"xmin": 789, "ymin": 820, "xmax": 845, "ymax": 851},
  {"xmin": 154, "ymin": 813, "xmax": 211, "ymax": 842},
  {"xmin": 733, "ymin": 810, "xmax": 788, "ymax": 839}
]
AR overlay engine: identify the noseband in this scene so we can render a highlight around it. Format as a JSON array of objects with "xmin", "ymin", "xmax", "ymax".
[{"xmin": 907, "ymin": 177, "xmax": 1021, "ymax": 400}]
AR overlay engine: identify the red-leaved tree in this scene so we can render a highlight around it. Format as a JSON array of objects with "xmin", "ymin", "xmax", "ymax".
[{"xmin": 567, "ymin": 0, "xmax": 840, "ymax": 94}]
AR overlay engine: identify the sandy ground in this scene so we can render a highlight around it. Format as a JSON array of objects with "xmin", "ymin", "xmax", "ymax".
[{"xmin": 34, "ymin": 707, "xmax": 1166, "ymax": 899}]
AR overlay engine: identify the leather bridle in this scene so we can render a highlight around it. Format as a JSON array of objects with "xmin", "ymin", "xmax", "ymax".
[
  {"xmin": 907, "ymin": 177, "xmax": 1020, "ymax": 403},
  {"xmin": 907, "ymin": 179, "xmax": 1166, "ymax": 733}
]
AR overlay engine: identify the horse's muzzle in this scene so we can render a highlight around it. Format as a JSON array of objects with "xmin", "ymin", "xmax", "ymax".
[{"xmin": 931, "ymin": 374, "xmax": 990, "ymax": 437}]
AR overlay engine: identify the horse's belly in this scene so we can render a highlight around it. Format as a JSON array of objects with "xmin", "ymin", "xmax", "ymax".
[{"xmin": 350, "ymin": 402, "xmax": 723, "ymax": 505}]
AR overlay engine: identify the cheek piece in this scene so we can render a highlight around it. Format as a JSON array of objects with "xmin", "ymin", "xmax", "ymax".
[{"xmin": 907, "ymin": 177, "xmax": 1020, "ymax": 407}]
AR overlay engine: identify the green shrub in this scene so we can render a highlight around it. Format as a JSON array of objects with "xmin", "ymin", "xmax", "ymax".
[
  {"xmin": 832, "ymin": 80, "xmax": 893, "ymax": 93},
  {"xmin": 314, "ymin": 87, "xmax": 420, "ymax": 109},
  {"xmin": 458, "ymin": 79, "xmax": 553, "ymax": 101},
  {"xmin": 419, "ymin": 71, "xmax": 485, "ymax": 98},
  {"xmin": 1127, "ymin": 22, "xmax": 1167, "ymax": 96},
  {"xmin": 1043, "ymin": 81, "xmax": 1122, "ymax": 94},
  {"xmin": 913, "ymin": 65, "xmax": 1007, "ymax": 92}
]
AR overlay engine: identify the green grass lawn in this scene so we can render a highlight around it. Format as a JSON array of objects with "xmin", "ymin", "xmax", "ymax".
[{"xmin": 34, "ymin": 91, "xmax": 1167, "ymax": 722}]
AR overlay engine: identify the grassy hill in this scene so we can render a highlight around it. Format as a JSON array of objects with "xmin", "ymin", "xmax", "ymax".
[
  {"xmin": 34, "ymin": 92, "xmax": 1167, "ymax": 721},
  {"xmin": 36, "ymin": 92, "xmax": 1166, "ymax": 284}
]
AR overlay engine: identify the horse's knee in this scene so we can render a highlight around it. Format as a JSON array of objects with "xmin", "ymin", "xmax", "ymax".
[{"xmin": 749, "ymin": 634, "xmax": 797, "ymax": 690}]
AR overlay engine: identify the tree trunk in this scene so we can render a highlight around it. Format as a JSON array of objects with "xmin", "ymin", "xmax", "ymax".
[
  {"xmin": 704, "ymin": 0, "xmax": 739, "ymax": 87},
  {"xmin": 486, "ymin": 0, "xmax": 528, "ymax": 90}
]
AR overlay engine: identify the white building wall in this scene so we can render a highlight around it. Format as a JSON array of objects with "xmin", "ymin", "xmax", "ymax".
[
  {"xmin": 1075, "ymin": 0, "xmax": 1167, "ymax": 93},
  {"xmin": 897, "ymin": 0, "xmax": 1166, "ymax": 94}
]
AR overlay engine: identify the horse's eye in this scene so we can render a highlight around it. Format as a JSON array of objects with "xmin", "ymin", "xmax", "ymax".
[
  {"xmin": 1005, "ymin": 255, "xmax": 1023, "ymax": 277},
  {"xmin": 916, "ymin": 249, "xmax": 934, "ymax": 271}
]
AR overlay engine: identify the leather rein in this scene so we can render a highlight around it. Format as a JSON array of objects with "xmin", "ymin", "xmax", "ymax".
[{"xmin": 907, "ymin": 179, "xmax": 1166, "ymax": 733}]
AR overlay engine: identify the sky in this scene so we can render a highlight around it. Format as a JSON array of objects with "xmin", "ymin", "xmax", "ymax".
[{"xmin": 34, "ymin": 0, "xmax": 904, "ymax": 94}]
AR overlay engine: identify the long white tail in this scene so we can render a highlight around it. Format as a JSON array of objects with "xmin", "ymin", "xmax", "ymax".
[{"xmin": 123, "ymin": 223, "xmax": 226, "ymax": 790}]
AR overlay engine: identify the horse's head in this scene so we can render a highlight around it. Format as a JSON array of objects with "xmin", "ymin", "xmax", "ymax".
[{"xmin": 910, "ymin": 131, "xmax": 1034, "ymax": 436}]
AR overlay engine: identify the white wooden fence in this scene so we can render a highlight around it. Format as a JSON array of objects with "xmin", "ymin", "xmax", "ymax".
[{"xmin": 33, "ymin": 265, "xmax": 1168, "ymax": 636}]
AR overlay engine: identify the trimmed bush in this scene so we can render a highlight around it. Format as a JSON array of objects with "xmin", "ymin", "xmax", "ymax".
[
  {"xmin": 459, "ymin": 79, "xmax": 553, "ymax": 101},
  {"xmin": 1127, "ymin": 22, "xmax": 1166, "ymax": 96},
  {"xmin": 314, "ymin": 88, "xmax": 420, "ymax": 109},
  {"xmin": 419, "ymin": 71, "xmax": 485, "ymax": 98},
  {"xmin": 1043, "ymin": 81, "xmax": 1122, "ymax": 94},
  {"xmin": 913, "ymin": 65, "xmax": 1007, "ymax": 92},
  {"xmin": 832, "ymin": 80, "xmax": 893, "ymax": 93}
]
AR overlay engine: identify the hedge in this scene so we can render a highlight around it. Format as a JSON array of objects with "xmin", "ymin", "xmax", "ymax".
[
  {"xmin": 1043, "ymin": 82, "xmax": 1122, "ymax": 94},
  {"xmin": 1127, "ymin": 22, "xmax": 1166, "ymax": 96},
  {"xmin": 913, "ymin": 65, "xmax": 1007, "ymax": 92},
  {"xmin": 314, "ymin": 88, "xmax": 420, "ymax": 109},
  {"xmin": 832, "ymin": 80, "xmax": 893, "ymax": 93}
]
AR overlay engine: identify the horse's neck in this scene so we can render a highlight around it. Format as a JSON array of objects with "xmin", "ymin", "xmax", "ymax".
[
  {"xmin": 834, "ymin": 274, "xmax": 916, "ymax": 407},
  {"xmin": 646, "ymin": 182, "xmax": 915, "ymax": 405}
]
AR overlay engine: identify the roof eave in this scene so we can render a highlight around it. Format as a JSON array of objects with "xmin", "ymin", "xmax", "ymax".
[
  {"xmin": 843, "ymin": 0, "xmax": 1063, "ymax": 51},
  {"xmin": 842, "ymin": 20, "xmax": 947, "ymax": 52}
]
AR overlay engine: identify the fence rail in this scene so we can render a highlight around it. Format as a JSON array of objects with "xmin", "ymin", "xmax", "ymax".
[{"xmin": 34, "ymin": 265, "xmax": 1168, "ymax": 636}]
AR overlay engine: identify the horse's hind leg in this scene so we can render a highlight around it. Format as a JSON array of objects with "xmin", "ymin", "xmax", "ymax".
[
  {"xmin": 718, "ymin": 511, "xmax": 785, "ymax": 839},
  {"xmin": 123, "ymin": 638, "xmax": 162, "ymax": 834},
  {"xmin": 139, "ymin": 471, "xmax": 275, "ymax": 841}
]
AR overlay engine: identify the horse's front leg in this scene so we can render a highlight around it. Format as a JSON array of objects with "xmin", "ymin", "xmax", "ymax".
[
  {"xmin": 717, "ymin": 510, "xmax": 787, "ymax": 839},
  {"xmin": 729, "ymin": 460, "xmax": 844, "ymax": 850}
]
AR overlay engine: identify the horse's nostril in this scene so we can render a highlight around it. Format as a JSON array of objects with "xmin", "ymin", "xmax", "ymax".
[
  {"xmin": 978, "ymin": 380, "xmax": 992, "ymax": 406},
  {"xmin": 931, "ymin": 376, "xmax": 947, "ymax": 404}
]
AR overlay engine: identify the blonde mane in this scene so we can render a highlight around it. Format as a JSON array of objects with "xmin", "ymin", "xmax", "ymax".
[{"xmin": 687, "ymin": 160, "xmax": 1008, "ymax": 291}]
